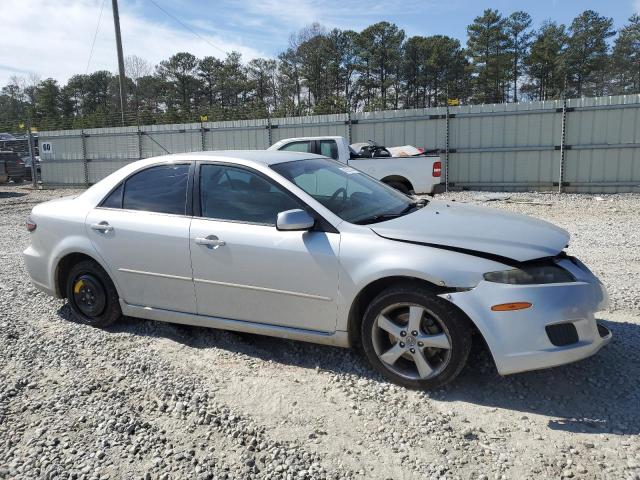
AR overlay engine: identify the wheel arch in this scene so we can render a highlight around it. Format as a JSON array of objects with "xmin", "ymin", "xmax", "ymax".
[
  {"xmin": 54, "ymin": 251, "xmax": 119, "ymax": 299},
  {"xmin": 346, "ymin": 276, "xmax": 483, "ymax": 350},
  {"xmin": 380, "ymin": 175, "xmax": 413, "ymax": 191}
]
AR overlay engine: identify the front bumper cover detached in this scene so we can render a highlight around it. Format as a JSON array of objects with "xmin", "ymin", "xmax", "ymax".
[{"xmin": 442, "ymin": 257, "xmax": 612, "ymax": 375}]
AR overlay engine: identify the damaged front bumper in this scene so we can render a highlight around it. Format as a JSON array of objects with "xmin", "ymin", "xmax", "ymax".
[{"xmin": 442, "ymin": 257, "xmax": 612, "ymax": 375}]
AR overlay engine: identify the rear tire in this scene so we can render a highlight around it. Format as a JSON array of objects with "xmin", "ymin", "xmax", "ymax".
[
  {"xmin": 65, "ymin": 260, "xmax": 121, "ymax": 328},
  {"xmin": 361, "ymin": 284, "xmax": 471, "ymax": 389},
  {"xmin": 385, "ymin": 181, "xmax": 410, "ymax": 195}
]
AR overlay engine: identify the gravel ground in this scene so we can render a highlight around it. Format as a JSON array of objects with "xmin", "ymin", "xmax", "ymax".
[{"xmin": 1, "ymin": 184, "xmax": 639, "ymax": 480}]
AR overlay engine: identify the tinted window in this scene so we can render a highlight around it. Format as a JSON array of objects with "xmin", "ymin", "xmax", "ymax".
[
  {"xmin": 123, "ymin": 164, "xmax": 189, "ymax": 215},
  {"xmin": 200, "ymin": 164, "xmax": 301, "ymax": 225},
  {"xmin": 101, "ymin": 183, "xmax": 123, "ymax": 208},
  {"xmin": 279, "ymin": 141, "xmax": 311, "ymax": 153},
  {"xmin": 319, "ymin": 140, "xmax": 339, "ymax": 159}
]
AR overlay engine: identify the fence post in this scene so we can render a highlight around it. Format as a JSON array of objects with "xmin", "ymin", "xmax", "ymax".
[
  {"xmin": 26, "ymin": 121, "xmax": 38, "ymax": 188},
  {"xmin": 137, "ymin": 125, "xmax": 143, "ymax": 160},
  {"xmin": 200, "ymin": 121, "xmax": 206, "ymax": 151},
  {"xmin": 445, "ymin": 105, "xmax": 450, "ymax": 193},
  {"xmin": 558, "ymin": 99, "xmax": 567, "ymax": 193},
  {"xmin": 81, "ymin": 129, "xmax": 89, "ymax": 186},
  {"xmin": 346, "ymin": 111, "xmax": 353, "ymax": 143},
  {"xmin": 267, "ymin": 116, "xmax": 273, "ymax": 146}
]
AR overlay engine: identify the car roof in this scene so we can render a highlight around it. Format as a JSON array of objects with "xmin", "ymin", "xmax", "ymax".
[
  {"xmin": 78, "ymin": 150, "xmax": 328, "ymax": 207},
  {"xmin": 153, "ymin": 150, "xmax": 325, "ymax": 166}
]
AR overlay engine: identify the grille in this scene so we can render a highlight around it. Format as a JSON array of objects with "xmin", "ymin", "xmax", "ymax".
[{"xmin": 546, "ymin": 323, "xmax": 579, "ymax": 346}]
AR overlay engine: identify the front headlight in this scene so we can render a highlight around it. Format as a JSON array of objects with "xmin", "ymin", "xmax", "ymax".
[{"xmin": 483, "ymin": 264, "xmax": 575, "ymax": 284}]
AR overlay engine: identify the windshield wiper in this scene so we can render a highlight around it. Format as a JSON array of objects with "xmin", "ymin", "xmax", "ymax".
[
  {"xmin": 354, "ymin": 200, "xmax": 427, "ymax": 225},
  {"xmin": 399, "ymin": 199, "xmax": 427, "ymax": 215}
]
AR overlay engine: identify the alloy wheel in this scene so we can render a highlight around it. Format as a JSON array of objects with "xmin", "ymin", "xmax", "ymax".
[{"xmin": 371, "ymin": 303, "xmax": 452, "ymax": 380}]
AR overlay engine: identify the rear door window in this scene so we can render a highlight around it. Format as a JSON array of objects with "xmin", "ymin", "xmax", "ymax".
[
  {"xmin": 319, "ymin": 140, "xmax": 339, "ymax": 159},
  {"xmin": 279, "ymin": 141, "xmax": 312, "ymax": 154},
  {"xmin": 122, "ymin": 164, "xmax": 189, "ymax": 215}
]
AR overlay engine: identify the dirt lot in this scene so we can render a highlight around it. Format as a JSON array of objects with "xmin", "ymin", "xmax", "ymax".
[{"xmin": 1, "ymin": 185, "xmax": 639, "ymax": 480}]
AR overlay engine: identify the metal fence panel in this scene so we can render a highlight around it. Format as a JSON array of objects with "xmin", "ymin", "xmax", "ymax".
[
  {"xmin": 36, "ymin": 94, "xmax": 640, "ymax": 192},
  {"xmin": 352, "ymin": 108, "xmax": 447, "ymax": 149},
  {"xmin": 271, "ymin": 114, "xmax": 349, "ymax": 144},
  {"xmin": 204, "ymin": 119, "xmax": 270, "ymax": 150}
]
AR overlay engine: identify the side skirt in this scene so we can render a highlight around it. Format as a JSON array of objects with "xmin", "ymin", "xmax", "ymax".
[{"xmin": 119, "ymin": 300, "xmax": 351, "ymax": 348}]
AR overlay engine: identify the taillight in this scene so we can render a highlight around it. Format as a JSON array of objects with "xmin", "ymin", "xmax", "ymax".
[
  {"xmin": 26, "ymin": 216, "xmax": 37, "ymax": 232},
  {"xmin": 432, "ymin": 161, "xmax": 442, "ymax": 177}
]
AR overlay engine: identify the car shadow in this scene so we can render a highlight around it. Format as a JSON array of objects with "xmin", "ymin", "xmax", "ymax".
[
  {"xmin": 0, "ymin": 191, "xmax": 27, "ymax": 199},
  {"xmin": 59, "ymin": 304, "xmax": 639, "ymax": 436}
]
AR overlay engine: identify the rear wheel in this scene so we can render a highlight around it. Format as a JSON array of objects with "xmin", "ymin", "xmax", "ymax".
[
  {"xmin": 65, "ymin": 260, "xmax": 121, "ymax": 327},
  {"xmin": 385, "ymin": 181, "xmax": 410, "ymax": 195},
  {"xmin": 361, "ymin": 284, "xmax": 471, "ymax": 389}
]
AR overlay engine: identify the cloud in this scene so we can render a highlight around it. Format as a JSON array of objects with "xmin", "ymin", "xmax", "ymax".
[
  {"xmin": 0, "ymin": 0, "xmax": 446, "ymax": 87},
  {"xmin": 0, "ymin": 0, "xmax": 266, "ymax": 86}
]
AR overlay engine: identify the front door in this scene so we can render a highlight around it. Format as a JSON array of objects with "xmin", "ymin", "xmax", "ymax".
[
  {"xmin": 86, "ymin": 163, "xmax": 196, "ymax": 313},
  {"xmin": 190, "ymin": 163, "xmax": 340, "ymax": 332}
]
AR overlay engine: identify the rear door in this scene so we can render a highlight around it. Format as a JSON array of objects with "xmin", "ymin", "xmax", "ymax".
[
  {"xmin": 189, "ymin": 162, "xmax": 340, "ymax": 332},
  {"xmin": 85, "ymin": 163, "xmax": 196, "ymax": 313}
]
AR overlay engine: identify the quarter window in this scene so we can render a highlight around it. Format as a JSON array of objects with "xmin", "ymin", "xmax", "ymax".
[
  {"xmin": 101, "ymin": 183, "xmax": 123, "ymax": 208},
  {"xmin": 122, "ymin": 164, "xmax": 189, "ymax": 215},
  {"xmin": 199, "ymin": 164, "xmax": 301, "ymax": 225}
]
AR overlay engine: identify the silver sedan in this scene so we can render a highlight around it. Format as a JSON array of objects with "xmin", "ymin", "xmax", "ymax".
[{"xmin": 23, "ymin": 151, "xmax": 612, "ymax": 388}]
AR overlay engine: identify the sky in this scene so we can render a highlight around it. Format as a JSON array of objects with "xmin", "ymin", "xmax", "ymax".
[{"xmin": 1, "ymin": 0, "xmax": 639, "ymax": 87}]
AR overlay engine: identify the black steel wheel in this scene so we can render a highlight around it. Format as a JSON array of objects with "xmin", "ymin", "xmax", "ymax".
[{"xmin": 65, "ymin": 259, "xmax": 121, "ymax": 327}]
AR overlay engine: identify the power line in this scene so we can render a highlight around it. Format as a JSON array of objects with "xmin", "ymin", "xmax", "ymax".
[
  {"xmin": 146, "ymin": 0, "xmax": 228, "ymax": 56},
  {"xmin": 85, "ymin": 0, "xmax": 108, "ymax": 74}
]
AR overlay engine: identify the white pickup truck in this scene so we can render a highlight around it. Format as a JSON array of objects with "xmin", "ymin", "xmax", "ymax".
[{"xmin": 267, "ymin": 136, "xmax": 444, "ymax": 195}]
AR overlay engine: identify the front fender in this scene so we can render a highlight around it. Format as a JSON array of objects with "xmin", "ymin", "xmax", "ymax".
[{"xmin": 336, "ymin": 231, "xmax": 509, "ymax": 331}]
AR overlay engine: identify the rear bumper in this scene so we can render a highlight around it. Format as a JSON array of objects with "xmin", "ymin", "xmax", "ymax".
[
  {"xmin": 23, "ymin": 245, "xmax": 57, "ymax": 297},
  {"xmin": 444, "ymin": 258, "xmax": 612, "ymax": 375}
]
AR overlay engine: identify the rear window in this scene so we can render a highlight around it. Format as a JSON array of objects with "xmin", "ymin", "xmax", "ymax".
[{"xmin": 121, "ymin": 164, "xmax": 189, "ymax": 215}]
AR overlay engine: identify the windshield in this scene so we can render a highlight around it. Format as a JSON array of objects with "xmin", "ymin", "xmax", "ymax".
[{"xmin": 271, "ymin": 158, "xmax": 423, "ymax": 224}]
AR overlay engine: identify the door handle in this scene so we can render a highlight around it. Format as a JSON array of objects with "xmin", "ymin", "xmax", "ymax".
[
  {"xmin": 195, "ymin": 236, "xmax": 226, "ymax": 249},
  {"xmin": 91, "ymin": 221, "xmax": 113, "ymax": 233}
]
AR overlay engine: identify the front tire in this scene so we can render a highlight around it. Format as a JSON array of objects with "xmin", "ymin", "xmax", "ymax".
[
  {"xmin": 65, "ymin": 260, "xmax": 121, "ymax": 327},
  {"xmin": 361, "ymin": 284, "xmax": 471, "ymax": 389}
]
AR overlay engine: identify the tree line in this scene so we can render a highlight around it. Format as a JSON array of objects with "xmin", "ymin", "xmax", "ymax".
[{"xmin": 1, "ymin": 9, "xmax": 638, "ymax": 131}]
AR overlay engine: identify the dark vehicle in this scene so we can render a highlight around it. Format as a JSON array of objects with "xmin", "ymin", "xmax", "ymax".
[
  {"xmin": 0, "ymin": 158, "xmax": 7, "ymax": 183},
  {"xmin": 0, "ymin": 133, "xmax": 16, "ymax": 141},
  {"xmin": 0, "ymin": 151, "xmax": 26, "ymax": 183},
  {"xmin": 23, "ymin": 156, "xmax": 41, "ymax": 181}
]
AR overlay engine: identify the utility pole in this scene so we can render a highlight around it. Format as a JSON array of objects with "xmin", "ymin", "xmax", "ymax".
[{"xmin": 112, "ymin": 0, "xmax": 126, "ymax": 125}]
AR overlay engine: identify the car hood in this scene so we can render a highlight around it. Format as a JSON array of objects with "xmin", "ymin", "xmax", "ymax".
[{"xmin": 370, "ymin": 200, "xmax": 570, "ymax": 262}]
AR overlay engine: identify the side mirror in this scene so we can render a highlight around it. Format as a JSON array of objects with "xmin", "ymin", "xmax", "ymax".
[{"xmin": 276, "ymin": 209, "xmax": 315, "ymax": 231}]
